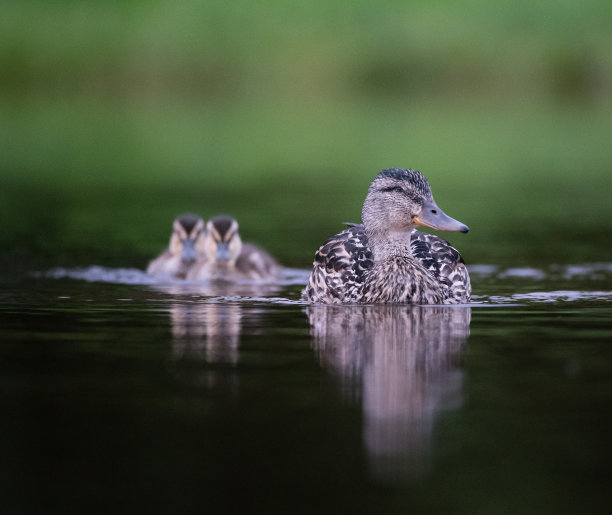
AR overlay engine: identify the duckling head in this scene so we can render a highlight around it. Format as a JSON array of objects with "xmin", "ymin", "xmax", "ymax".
[
  {"xmin": 204, "ymin": 215, "xmax": 243, "ymax": 266},
  {"xmin": 169, "ymin": 213, "xmax": 205, "ymax": 264},
  {"xmin": 362, "ymin": 168, "xmax": 468, "ymax": 258}
]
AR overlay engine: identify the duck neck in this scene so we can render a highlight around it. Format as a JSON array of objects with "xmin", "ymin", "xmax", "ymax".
[{"xmin": 366, "ymin": 228, "xmax": 413, "ymax": 262}]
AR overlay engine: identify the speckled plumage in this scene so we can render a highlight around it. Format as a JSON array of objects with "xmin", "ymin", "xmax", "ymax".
[
  {"xmin": 302, "ymin": 168, "xmax": 471, "ymax": 304},
  {"xmin": 303, "ymin": 225, "xmax": 470, "ymax": 304}
]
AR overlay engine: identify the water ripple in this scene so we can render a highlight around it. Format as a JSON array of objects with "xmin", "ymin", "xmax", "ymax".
[
  {"xmin": 38, "ymin": 263, "xmax": 612, "ymax": 306},
  {"xmin": 468, "ymin": 262, "xmax": 612, "ymax": 280}
]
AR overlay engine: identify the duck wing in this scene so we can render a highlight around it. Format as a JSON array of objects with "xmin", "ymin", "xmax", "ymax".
[
  {"xmin": 410, "ymin": 230, "xmax": 471, "ymax": 303},
  {"xmin": 236, "ymin": 242, "xmax": 283, "ymax": 281},
  {"xmin": 302, "ymin": 225, "xmax": 372, "ymax": 303}
]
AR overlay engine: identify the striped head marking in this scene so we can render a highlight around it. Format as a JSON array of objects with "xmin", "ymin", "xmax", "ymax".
[
  {"xmin": 169, "ymin": 213, "xmax": 205, "ymax": 261},
  {"xmin": 205, "ymin": 215, "xmax": 242, "ymax": 263}
]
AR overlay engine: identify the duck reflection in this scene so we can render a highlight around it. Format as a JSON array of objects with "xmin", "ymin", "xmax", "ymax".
[{"xmin": 307, "ymin": 304, "xmax": 471, "ymax": 480}]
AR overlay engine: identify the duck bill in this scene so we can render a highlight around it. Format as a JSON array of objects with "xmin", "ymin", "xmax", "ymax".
[
  {"xmin": 216, "ymin": 241, "xmax": 231, "ymax": 261},
  {"xmin": 181, "ymin": 239, "xmax": 197, "ymax": 262},
  {"xmin": 414, "ymin": 200, "xmax": 469, "ymax": 233}
]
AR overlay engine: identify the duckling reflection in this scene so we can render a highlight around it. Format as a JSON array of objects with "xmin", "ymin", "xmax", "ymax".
[
  {"xmin": 162, "ymin": 300, "xmax": 241, "ymax": 394},
  {"xmin": 307, "ymin": 304, "xmax": 470, "ymax": 480},
  {"xmin": 147, "ymin": 214, "xmax": 205, "ymax": 279},
  {"xmin": 169, "ymin": 300, "xmax": 242, "ymax": 365},
  {"xmin": 152, "ymin": 282, "xmax": 275, "ymax": 392},
  {"xmin": 150, "ymin": 279, "xmax": 283, "ymax": 299}
]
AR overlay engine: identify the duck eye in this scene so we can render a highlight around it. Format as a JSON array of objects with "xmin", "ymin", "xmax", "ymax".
[
  {"xmin": 431, "ymin": 209, "xmax": 437, "ymax": 214},
  {"xmin": 381, "ymin": 186, "xmax": 404, "ymax": 193}
]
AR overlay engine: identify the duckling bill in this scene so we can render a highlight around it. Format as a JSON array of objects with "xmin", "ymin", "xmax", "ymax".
[
  {"xmin": 147, "ymin": 214, "xmax": 205, "ymax": 279},
  {"xmin": 302, "ymin": 168, "xmax": 471, "ymax": 304}
]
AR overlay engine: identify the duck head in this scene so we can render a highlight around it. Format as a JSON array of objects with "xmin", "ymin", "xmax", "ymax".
[
  {"xmin": 204, "ymin": 215, "xmax": 243, "ymax": 266},
  {"xmin": 361, "ymin": 168, "xmax": 468, "ymax": 258},
  {"xmin": 169, "ymin": 213, "xmax": 206, "ymax": 264}
]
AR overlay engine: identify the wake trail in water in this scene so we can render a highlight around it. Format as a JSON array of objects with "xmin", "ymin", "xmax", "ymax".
[{"xmin": 41, "ymin": 265, "xmax": 311, "ymax": 286}]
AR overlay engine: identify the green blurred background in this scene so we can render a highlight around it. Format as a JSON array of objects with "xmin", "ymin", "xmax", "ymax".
[{"xmin": 1, "ymin": 0, "xmax": 611, "ymax": 273}]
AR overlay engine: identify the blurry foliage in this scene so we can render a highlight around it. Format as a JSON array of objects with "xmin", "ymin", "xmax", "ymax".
[
  {"xmin": 1, "ymin": 0, "xmax": 612, "ymax": 268},
  {"xmin": 2, "ymin": 0, "xmax": 611, "ymax": 101}
]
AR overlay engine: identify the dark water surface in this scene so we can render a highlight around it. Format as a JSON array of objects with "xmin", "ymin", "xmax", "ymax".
[{"xmin": 1, "ymin": 265, "xmax": 612, "ymax": 514}]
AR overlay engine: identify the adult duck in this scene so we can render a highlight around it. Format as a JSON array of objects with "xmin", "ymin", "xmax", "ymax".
[{"xmin": 302, "ymin": 168, "xmax": 470, "ymax": 304}]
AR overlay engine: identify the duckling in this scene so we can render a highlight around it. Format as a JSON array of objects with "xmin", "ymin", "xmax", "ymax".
[
  {"xmin": 187, "ymin": 215, "xmax": 283, "ymax": 282},
  {"xmin": 302, "ymin": 168, "xmax": 471, "ymax": 304},
  {"xmin": 146, "ymin": 214, "xmax": 205, "ymax": 279}
]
